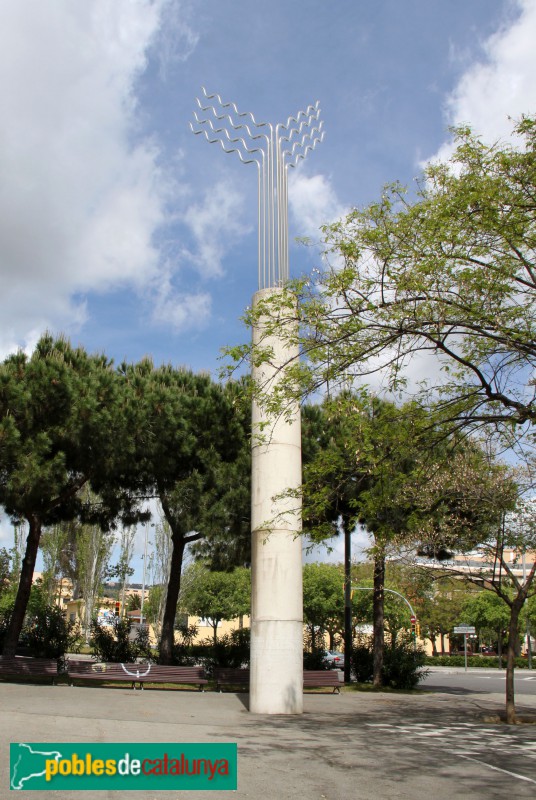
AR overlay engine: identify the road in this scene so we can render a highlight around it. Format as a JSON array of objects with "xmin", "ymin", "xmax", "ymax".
[
  {"xmin": 421, "ymin": 666, "xmax": 536, "ymax": 697},
  {"xmin": 1, "ymin": 678, "xmax": 536, "ymax": 799}
]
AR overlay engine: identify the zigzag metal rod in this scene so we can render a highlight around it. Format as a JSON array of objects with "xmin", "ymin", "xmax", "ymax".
[{"xmin": 191, "ymin": 89, "xmax": 324, "ymax": 289}]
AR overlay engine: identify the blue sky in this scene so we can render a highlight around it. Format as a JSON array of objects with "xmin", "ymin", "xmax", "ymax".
[{"xmin": 1, "ymin": 0, "xmax": 535, "ymax": 572}]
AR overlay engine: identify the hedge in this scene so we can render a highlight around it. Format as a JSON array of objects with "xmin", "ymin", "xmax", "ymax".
[{"xmin": 424, "ymin": 655, "xmax": 531, "ymax": 669}]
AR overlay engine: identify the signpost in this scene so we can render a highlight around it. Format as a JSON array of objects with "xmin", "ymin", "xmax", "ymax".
[{"xmin": 454, "ymin": 625, "xmax": 476, "ymax": 672}]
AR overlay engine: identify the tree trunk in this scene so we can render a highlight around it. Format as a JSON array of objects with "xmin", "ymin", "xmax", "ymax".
[
  {"xmin": 431, "ymin": 635, "xmax": 438, "ymax": 657},
  {"xmin": 343, "ymin": 521, "xmax": 352, "ymax": 684},
  {"xmin": 505, "ymin": 601, "xmax": 522, "ymax": 725},
  {"xmin": 2, "ymin": 515, "xmax": 42, "ymax": 657},
  {"xmin": 158, "ymin": 530, "xmax": 186, "ymax": 665},
  {"xmin": 372, "ymin": 552, "xmax": 385, "ymax": 687}
]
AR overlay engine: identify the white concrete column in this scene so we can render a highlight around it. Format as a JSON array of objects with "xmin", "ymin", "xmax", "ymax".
[{"xmin": 250, "ymin": 287, "xmax": 303, "ymax": 715}]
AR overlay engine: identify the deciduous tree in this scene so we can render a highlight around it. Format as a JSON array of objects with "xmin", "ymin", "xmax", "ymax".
[
  {"xmin": 179, "ymin": 563, "xmax": 250, "ymax": 645},
  {"xmin": 236, "ymin": 115, "xmax": 536, "ymax": 457}
]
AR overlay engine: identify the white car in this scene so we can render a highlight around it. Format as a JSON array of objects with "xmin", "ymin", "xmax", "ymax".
[{"xmin": 323, "ymin": 650, "xmax": 345, "ymax": 669}]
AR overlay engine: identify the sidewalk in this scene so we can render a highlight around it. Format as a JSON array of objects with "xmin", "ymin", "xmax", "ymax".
[{"xmin": 1, "ymin": 680, "xmax": 535, "ymax": 800}]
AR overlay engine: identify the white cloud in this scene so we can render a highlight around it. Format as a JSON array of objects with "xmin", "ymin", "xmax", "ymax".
[
  {"xmin": 0, "ymin": 0, "xmax": 174, "ymax": 355},
  {"xmin": 152, "ymin": 282, "xmax": 212, "ymax": 331},
  {"xmin": 433, "ymin": 0, "xmax": 536, "ymax": 160},
  {"xmin": 289, "ymin": 170, "xmax": 346, "ymax": 242},
  {"xmin": 155, "ymin": 0, "xmax": 199, "ymax": 79},
  {"xmin": 182, "ymin": 180, "xmax": 251, "ymax": 278},
  {"xmin": 303, "ymin": 526, "xmax": 372, "ymax": 565}
]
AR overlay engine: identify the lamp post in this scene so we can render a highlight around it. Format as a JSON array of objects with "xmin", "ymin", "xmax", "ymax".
[
  {"xmin": 191, "ymin": 89, "xmax": 323, "ymax": 714},
  {"xmin": 140, "ymin": 523, "xmax": 150, "ymax": 628},
  {"xmin": 351, "ymin": 586, "xmax": 418, "ymax": 654}
]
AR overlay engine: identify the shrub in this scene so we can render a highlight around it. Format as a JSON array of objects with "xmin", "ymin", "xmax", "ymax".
[
  {"xmin": 90, "ymin": 618, "xmax": 153, "ymax": 663},
  {"xmin": 424, "ymin": 654, "xmax": 530, "ymax": 669},
  {"xmin": 350, "ymin": 636, "xmax": 428, "ymax": 689},
  {"xmin": 168, "ymin": 624, "xmax": 199, "ymax": 667},
  {"xmin": 23, "ymin": 604, "xmax": 82, "ymax": 661},
  {"xmin": 350, "ymin": 644, "xmax": 374, "ymax": 683},
  {"xmin": 303, "ymin": 647, "xmax": 329, "ymax": 670},
  {"xmin": 193, "ymin": 628, "xmax": 251, "ymax": 677},
  {"xmin": 0, "ymin": 605, "xmax": 14, "ymax": 652},
  {"xmin": 382, "ymin": 637, "xmax": 428, "ymax": 689}
]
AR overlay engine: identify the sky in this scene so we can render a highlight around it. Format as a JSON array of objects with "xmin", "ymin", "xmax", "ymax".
[{"xmin": 1, "ymin": 0, "xmax": 535, "ymax": 575}]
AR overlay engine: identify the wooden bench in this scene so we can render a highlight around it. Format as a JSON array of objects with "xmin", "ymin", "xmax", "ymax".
[
  {"xmin": 0, "ymin": 657, "xmax": 59, "ymax": 685},
  {"xmin": 67, "ymin": 660, "xmax": 144, "ymax": 688},
  {"xmin": 213, "ymin": 667, "xmax": 250, "ymax": 692},
  {"xmin": 303, "ymin": 670, "xmax": 342, "ymax": 693},
  {"xmin": 67, "ymin": 661, "xmax": 208, "ymax": 691},
  {"xmin": 137, "ymin": 665, "xmax": 208, "ymax": 691},
  {"xmin": 213, "ymin": 668, "xmax": 341, "ymax": 694}
]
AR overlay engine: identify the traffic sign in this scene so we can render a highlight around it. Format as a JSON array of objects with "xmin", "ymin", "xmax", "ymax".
[{"xmin": 454, "ymin": 625, "xmax": 476, "ymax": 634}]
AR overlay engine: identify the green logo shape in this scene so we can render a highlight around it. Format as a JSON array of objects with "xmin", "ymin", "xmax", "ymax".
[{"xmin": 10, "ymin": 742, "xmax": 237, "ymax": 791}]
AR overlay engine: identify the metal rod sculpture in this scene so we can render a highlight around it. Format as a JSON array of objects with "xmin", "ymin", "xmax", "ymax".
[{"xmin": 190, "ymin": 87, "xmax": 324, "ymax": 289}]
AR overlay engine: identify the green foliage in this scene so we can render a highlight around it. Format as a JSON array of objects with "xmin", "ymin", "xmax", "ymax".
[
  {"xmin": 0, "ymin": 335, "xmax": 149, "ymax": 656},
  {"xmin": 425, "ymin": 654, "xmax": 531, "ymax": 669},
  {"xmin": 350, "ymin": 643, "xmax": 374, "ymax": 683},
  {"xmin": 302, "ymin": 563, "xmax": 344, "ymax": 646},
  {"xmin": 89, "ymin": 618, "xmax": 153, "ymax": 663},
  {"xmin": 0, "ymin": 606, "xmax": 14, "ymax": 651},
  {"xmin": 382, "ymin": 636, "xmax": 428, "ymax": 689},
  {"xmin": 126, "ymin": 593, "xmax": 142, "ymax": 611},
  {"xmin": 303, "ymin": 647, "xmax": 330, "ymax": 670},
  {"xmin": 0, "ymin": 335, "xmax": 139, "ymax": 527},
  {"xmin": 193, "ymin": 628, "xmax": 251, "ymax": 676},
  {"xmin": 240, "ymin": 116, "xmax": 536, "ymax": 442},
  {"xmin": 23, "ymin": 604, "xmax": 82, "ymax": 660},
  {"xmin": 119, "ymin": 364, "xmax": 250, "ymax": 662},
  {"xmin": 167, "ymin": 624, "xmax": 199, "ymax": 666},
  {"xmin": 179, "ymin": 564, "xmax": 250, "ymax": 642},
  {"xmin": 0, "ymin": 548, "xmax": 12, "ymax": 596},
  {"xmin": 462, "ymin": 590, "xmax": 510, "ymax": 637},
  {"xmin": 144, "ymin": 584, "xmax": 165, "ymax": 626},
  {"xmin": 351, "ymin": 635, "xmax": 427, "ymax": 689}
]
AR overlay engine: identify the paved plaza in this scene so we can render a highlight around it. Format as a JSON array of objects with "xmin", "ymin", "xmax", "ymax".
[{"xmin": 1, "ymin": 677, "xmax": 535, "ymax": 799}]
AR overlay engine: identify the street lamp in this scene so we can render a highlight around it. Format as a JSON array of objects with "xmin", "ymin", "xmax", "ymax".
[
  {"xmin": 140, "ymin": 523, "xmax": 150, "ymax": 628},
  {"xmin": 351, "ymin": 586, "xmax": 418, "ymax": 653}
]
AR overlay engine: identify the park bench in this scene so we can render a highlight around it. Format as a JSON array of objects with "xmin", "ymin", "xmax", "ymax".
[
  {"xmin": 67, "ymin": 660, "xmax": 144, "ymax": 688},
  {"xmin": 213, "ymin": 667, "xmax": 250, "ymax": 692},
  {"xmin": 303, "ymin": 669, "xmax": 342, "ymax": 693},
  {"xmin": 0, "ymin": 657, "xmax": 59, "ymax": 685},
  {"xmin": 136, "ymin": 664, "xmax": 208, "ymax": 691},
  {"xmin": 67, "ymin": 660, "xmax": 208, "ymax": 691},
  {"xmin": 213, "ymin": 668, "xmax": 341, "ymax": 694}
]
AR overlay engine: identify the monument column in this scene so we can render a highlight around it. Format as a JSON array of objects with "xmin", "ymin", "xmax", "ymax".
[
  {"xmin": 249, "ymin": 287, "xmax": 303, "ymax": 713},
  {"xmin": 191, "ymin": 88, "xmax": 323, "ymax": 714}
]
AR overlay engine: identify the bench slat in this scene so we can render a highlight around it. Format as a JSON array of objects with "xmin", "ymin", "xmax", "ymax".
[
  {"xmin": 66, "ymin": 661, "xmax": 207, "ymax": 690},
  {"xmin": 213, "ymin": 668, "xmax": 250, "ymax": 692},
  {"xmin": 0, "ymin": 657, "xmax": 58, "ymax": 684},
  {"xmin": 138, "ymin": 665, "xmax": 207, "ymax": 690},
  {"xmin": 303, "ymin": 670, "xmax": 341, "ymax": 693},
  {"xmin": 213, "ymin": 668, "xmax": 341, "ymax": 694}
]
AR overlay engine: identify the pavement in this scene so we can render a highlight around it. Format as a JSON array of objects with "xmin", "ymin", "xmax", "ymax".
[{"xmin": 1, "ymin": 675, "xmax": 535, "ymax": 800}]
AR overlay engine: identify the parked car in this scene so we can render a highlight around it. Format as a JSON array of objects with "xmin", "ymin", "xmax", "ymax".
[{"xmin": 323, "ymin": 650, "xmax": 345, "ymax": 669}]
